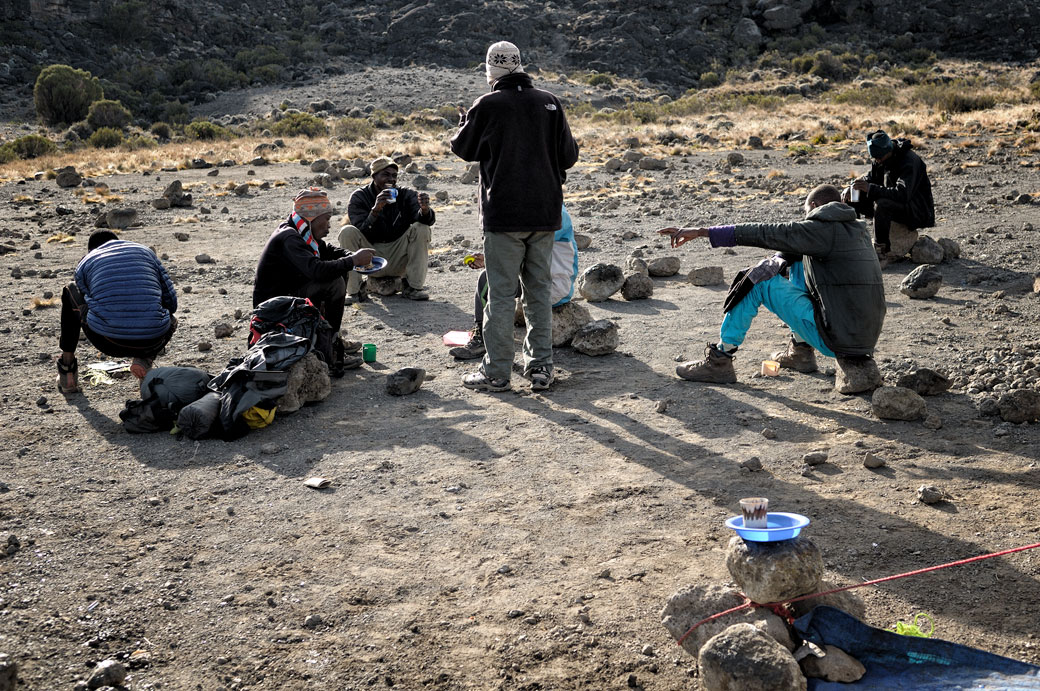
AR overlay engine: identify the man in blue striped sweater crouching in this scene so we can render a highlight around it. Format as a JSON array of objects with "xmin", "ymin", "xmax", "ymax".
[{"xmin": 56, "ymin": 230, "xmax": 179, "ymax": 394}]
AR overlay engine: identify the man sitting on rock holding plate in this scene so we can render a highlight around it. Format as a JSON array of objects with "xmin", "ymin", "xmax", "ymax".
[
  {"xmin": 254, "ymin": 188, "xmax": 375, "ymax": 374},
  {"xmin": 339, "ymin": 156, "xmax": 436, "ymax": 303},
  {"xmin": 657, "ymin": 184, "xmax": 886, "ymax": 394}
]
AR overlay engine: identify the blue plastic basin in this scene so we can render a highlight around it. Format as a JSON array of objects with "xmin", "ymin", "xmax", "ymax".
[{"xmin": 725, "ymin": 512, "xmax": 810, "ymax": 542}]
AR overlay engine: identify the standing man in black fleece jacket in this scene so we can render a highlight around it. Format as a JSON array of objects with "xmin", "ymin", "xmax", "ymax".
[
  {"xmin": 450, "ymin": 40, "xmax": 579, "ymax": 393},
  {"xmin": 254, "ymin": 188, "xmax": 375, "ymax": 368},
  {"xmin": 842, "ymin": 130, "xmax": 934, "ymax": 256},
  {"xmin": 339, "ymin": 156, "xmax": 435, "ymax": 302}
]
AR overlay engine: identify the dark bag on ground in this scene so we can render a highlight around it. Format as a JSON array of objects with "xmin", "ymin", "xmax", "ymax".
[
  {"xmin": 248, "ymin": 296, "xmax": 333, "ymax": 365},
  {"xmin": 207, "ymin": 331, "xmax": 313, "ymax": 439},
  {"xmin": 119, "ymin": 366, "xmax": 213, "ymax": 433},
  {"xmin": 176, "ymin": 391, "xmax": 222, "ymax": 440}
]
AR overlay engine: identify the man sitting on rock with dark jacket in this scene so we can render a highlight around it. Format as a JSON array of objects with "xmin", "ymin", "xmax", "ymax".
[
  {"xmin": 254, "ymin": 188, "xmax": 375, "ymax": 374},
  {"xmin": 842, "ymin": 130, "xmax": 935, "ymax": 257},
  {"xmin": 658, "ymin": 184, "xmax": 886, "ymax": 394},
  {"xmin": 339, "ymin": 156, "xmax": 435, "ymax": 302},
  {"xmin": 56, "ymin": 230, "xmax": 178, "ymax": 393}
]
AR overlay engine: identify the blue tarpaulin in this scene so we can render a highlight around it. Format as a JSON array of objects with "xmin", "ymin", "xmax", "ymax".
[{"xmin": 794, "ymin": 606, "xmax": 1040, "ymax": 690}]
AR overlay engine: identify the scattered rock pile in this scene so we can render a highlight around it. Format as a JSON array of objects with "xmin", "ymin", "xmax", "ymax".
[{"xmin": 662, "ymin": 527, "xmax": 867, "ymax": 690}]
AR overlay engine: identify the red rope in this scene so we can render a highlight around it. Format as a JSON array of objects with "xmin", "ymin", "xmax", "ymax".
[{"xmin": 676, "ymin": 540, "xmax": 1040, "ymax": 647}]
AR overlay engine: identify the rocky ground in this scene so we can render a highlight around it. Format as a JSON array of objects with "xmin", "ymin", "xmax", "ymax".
[{"xmin": 2, "ymin": 67, "xmax": 1040, "ymax": 690}]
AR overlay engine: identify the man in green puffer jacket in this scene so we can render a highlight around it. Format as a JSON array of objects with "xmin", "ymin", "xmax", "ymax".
[{"xmin": 658, "ymin": 184, "xmax": 885, "ymax": 392}]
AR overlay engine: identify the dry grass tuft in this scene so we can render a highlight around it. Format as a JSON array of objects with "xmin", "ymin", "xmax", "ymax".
[
  {"xmin": 46, "ymin": 232, "xmax": 76, "ymax": 243},
  {"xmin": 30, "ymin": 296, "xmax": 58, "ymax": 309}
]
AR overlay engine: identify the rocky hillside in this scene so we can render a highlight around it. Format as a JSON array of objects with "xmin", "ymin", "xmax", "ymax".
[{"xmin": 2, "ymin": 0, "xmax": 1038, "ymax": 120}]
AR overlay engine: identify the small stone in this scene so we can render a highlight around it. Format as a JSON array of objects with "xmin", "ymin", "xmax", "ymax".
[
  {"xmin": 917, "ymin": 485, "xmax": 947, "ymax": 504},
  {"xmin": 802, "ymin": 451, "xmax": 828, "ymax": 465},
  {"xmin": 800, "ymin": 644, "xmax": 866, "ymax": 682},
  {"xmin": 146, "ymin": 496, "xmax": 161, "ymax": 506},
  {"xmin": 640, "ymin": 644, "xmax": 655, "ymax": 656},
  {"xmin": 195, "ymin": 253, "xmax": 215, "ymax": 264},
  {"xmin": 577, "ymin": 263, "xmax": 625, "ymax": 302},
  {"xmin": 740, "ymin": 456, "xmax": 763, "ymax": 472},
  {"xmin": 386, "ymin": 367, "xmax": 425, "ymax": 396},
  {"xmin": 896, "ymin": 368, "xmax": 951, "ymax": 396},
  {"xmin": 910, "ymin": 235, "xmax": 945, "ymax": 264},
  {"xmin": 900, "ymin": 264, "xmax": 942, "ymax": 299},
  {"xmin": 214, "ymin": 323, "xmax": 233, "ymax": 338},
  {"xmin": 571, "ymin": 319, "xmax": 620, "ymax": 356},
  {"xmin": 506, "ymin": 609, "xmax": 525, "ymax": 619},
  {"xmin": 872, "ymin": 386, "xmax": 927, "ymax": 421},
  {"xmin": 997, "ymin": 389, "xmax": 1040, "ymax": 423},
  {"xmin": 862, "ymin": 452, "xmax": 886, "ymax": 469},
  {"xmin": 655, "ymin": 399, "xmax": 669, "ymax": 413},
  {"xmin": 761, "ymin": 428, "xmax": 777, "ymax": 439},
  {"xmin": 303, "ymin": 614, "xmax": 323, "ymax": 629},
  {"xmin": 687, "ymin": 265, "xmax": 725, "ymax": 286},
  {"xmin": 261, "ymin": 443, "xmax": 280, "ymax": 455},
  {"xmin": 497, "ymin": 564, "xmax": 513, "ymax": 575},
  {"xmin": 647, "ymin": 256, "xmax": 681, "ymax": 277},
  {"xmin": 198, "ymin": 341, "xmax": 213, "ymax": 352},
  {"xmin": 621, "ymin": 272, "xmax": 654, "ymax": 300},
  {"xmin": 86, "ymin": 659, "xmax": 126, "ymax": 689}
]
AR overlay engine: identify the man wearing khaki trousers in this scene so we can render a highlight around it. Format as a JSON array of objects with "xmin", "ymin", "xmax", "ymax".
[
  {"xmin": 339, "ymin": 156, "xmax": 435, "ymax": 302},
  {"xmin": 450, "ymin": 41, "xmax": 579, "ymax": 393}
]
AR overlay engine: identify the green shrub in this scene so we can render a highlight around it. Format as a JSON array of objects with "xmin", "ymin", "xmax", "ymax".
[
  {"xmin": 699, "ymin": 71, "xmax": 721, "ymax": 88},
  {"xmin": 101, "ymin": 0, "xmax": 147, "ymax": 42},
  {"xmin": 912, "ymin": 82, "xmax": 998, "ymax": 113},
  {"xmin": 87, "ymin": 99, "xmax": 132, "ymax": 130},
  {"xmin": 0, "ymin": 146, "xmax": 16, "ymax": 164},
  {"xmin": 587, "ymin": 73, "xmax": 615, "ymax": 88},
  {"xmin": 271, "ymin": 112, "xmax": 327, "ymax": 138},
  {"xmin": 89, "ymin": 127, "xmax": 124, "ymax": 148},
  {"xmin": 3, "ymin": 134, "xmax": 58, "ymax": 159},
  {"xmin": 1030, "ymin": 81, "xmax": 1040, "ymax": 102},
  {"xmin": 628, "ymin": 101, "xmax": 660, "ymax": 124},
  {"xmin": 162, "ymin": 101, "xmax": 190, "ymax": 125},
  {"xmin": 124, "ymin": 134, "xmax": 157, "ymax": 150},
  {"xmin": 248, "ymin": 64, "xmax": 286, "ymax": 84},
  {"xmin": 150, "ymin": 122, "xmax": 173, "ymax": 140},
  {"xmin": 809, "ymin": 50, "xmax": 846, "ymax": 80},
  {"xmin": 833, "ymin": 85, "xmax": 897, "ymax": 108},
  {"xmin": 34, "ymin": 64, "xmax": 104, "ymax": 126},
  {"xmin": 184, "ymin": 119, "xmax": 232, "ymax": 140},
  {"xmin": 332, "ymin": 117, "xmax": 375, "ymax": 141}
]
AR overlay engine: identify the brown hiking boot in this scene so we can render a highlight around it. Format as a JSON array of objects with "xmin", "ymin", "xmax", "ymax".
[
  {"xmin": 676, "ymin": 343, "xmax": 737, "ymax": 383},
  {"xmin": 449, "ymin": 326, "xmax": 485, "ymax": 360},
  {"xmin": 835, "ymin": 355, "xmax": 882, "ymax": 394},
  {"xmin": 771, "ymin": 335, "xmax": 818, "ymax": 373}
]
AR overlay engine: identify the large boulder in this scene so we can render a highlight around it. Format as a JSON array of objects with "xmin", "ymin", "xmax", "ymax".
[
  {"xmin": 871, "ymin": 386, "xmax": 927, "ymax": 421},
  {"xmin": 888, "ymin": 222, "xmax": 919, "ymax": 257},
  {"xmin": 910, "ymin": 235, "xmax": 945, "ymax": 264},
  {"xmin": 577, "ymin": 263, "xmax": 625, "ymax": 302},
  {"xmin": 788, "ymin": 579, "xmax": 866, "ymax": 622},
  {"xmin": 733, "ymin": 17, "xmax": 763, "ymax": 48},
  {"xmin": 160, "ymin": 179, "xmax": 193, "ymax": 208},
  {"xmin": 762, "ymin": 5, "xmax": 803, "ymax": 31},
  {"xmin": 725, "ymin": 535, "xmax": 823, "ymax": 604},
  {"xmin": 86, "ymin": 659, "xmax": 126, "ymax": 689},
  {"xmin": 278, "ymin": 352, "xmax": 331, "ymax": 413},
  {"xmin": 900, "ymin": 264, "xmax": 942, "ymax": 299},
  {"xmin": 648, "ymin": 256, "xmax": 681, "ymax": 277},
  {"xmin": 621, "ymin": 273, "xmax": 654, "ymax": 300},
  {"xmin": 662, "ymin": 584, "xmax": 795, "ymax": 658},
  {"xmin": 552, "ymin": 301, "xmax": 593, "ymax": 346},
  {"xmin": 896, "ymin": 368, "xmax": 951, "ymax": 396},
  {"xmin": 699, "ymin": 623, "xmax": 806, "ymax": 691},
  {"xmin": 571, "ymin": 319, "xmax": 619, "ymax": 356},
  {"xmin": 997, "ymin": 389, "xmax": 1040, "ymax": 423}
]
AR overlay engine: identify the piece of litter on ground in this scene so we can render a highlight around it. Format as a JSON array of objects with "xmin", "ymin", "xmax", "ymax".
[
  {"xmin": 304, "ymin": 477, "xmax": 332, "ymax": 489},
  {"xmin": 88, "ymin": 361, "xmax": 130, "ymax": 372}
]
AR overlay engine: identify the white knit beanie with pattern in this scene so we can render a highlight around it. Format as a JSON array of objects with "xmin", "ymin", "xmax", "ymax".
[{"xmin": 485, "ymin": 41, "xmax": 525, "ymax": 85}]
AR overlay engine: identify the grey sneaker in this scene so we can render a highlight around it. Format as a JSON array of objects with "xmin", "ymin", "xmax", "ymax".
[
  {"xmin": 771, "ymin": 335, "xmax": 818, "ymax": 373},
  {"xmin": 449, "ymin": 327, "xmax": 485, "ymax": 360},
  {"xmin": 676, "ymin": 343, "xmax": 737, "ymax": 383},
  {"xmin": 462, "ymin": 370, "xmax": 510, "ymax": 392},
  {"xmin": 527, "ymin": 365, "xmax": 554, "ymax": 391}
]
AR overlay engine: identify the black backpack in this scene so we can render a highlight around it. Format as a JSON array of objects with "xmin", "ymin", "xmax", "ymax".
[
  {"xmin": 248, "ymin": 296, "xmax": 333, "ymax": 365},
  {"xmin": 119, "ymin": 366, "xmax": 213, "ymax": 434}
]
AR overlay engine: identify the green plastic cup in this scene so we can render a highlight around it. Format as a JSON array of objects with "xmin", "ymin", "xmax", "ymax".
[{"xmin": 362, "ymin": 343, "xmax": 377, "ymax": 363}]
